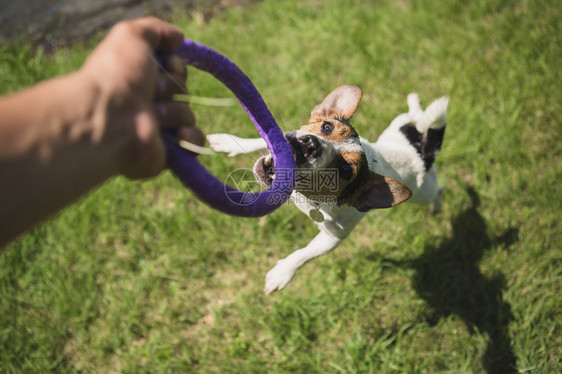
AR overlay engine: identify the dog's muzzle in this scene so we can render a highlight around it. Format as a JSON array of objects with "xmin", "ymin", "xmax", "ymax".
[
  {"xmin": 285, "ymin": 132, "xmax": 323, "ymax": 165},
  {"xmin": 254, "ymin": 132, "xmax": 324, "ymax": 186}
]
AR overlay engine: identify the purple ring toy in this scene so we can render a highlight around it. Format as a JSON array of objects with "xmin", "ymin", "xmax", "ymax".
[{"xmin": 159, "ymin": 39, "xmax": 295, "ymax": 217}]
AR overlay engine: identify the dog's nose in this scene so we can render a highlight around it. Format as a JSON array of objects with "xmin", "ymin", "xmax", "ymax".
[
  {"xmin": 298, "ymin": 134, "xmax": 322, "ymax": 158},
  {"xmin": 284, "ymin": 131, "xmax": 296, "ymax": 142}
]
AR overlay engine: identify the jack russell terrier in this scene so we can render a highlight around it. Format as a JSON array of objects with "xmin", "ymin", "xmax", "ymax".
[{"xmin": 207, "ymin": 85, "xmax": 449, "ymax": 294}]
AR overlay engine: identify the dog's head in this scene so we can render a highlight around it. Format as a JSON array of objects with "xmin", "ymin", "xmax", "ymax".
[{"xmin": 254, "ymin": 84, "xmax": 411, "ymax": 212}]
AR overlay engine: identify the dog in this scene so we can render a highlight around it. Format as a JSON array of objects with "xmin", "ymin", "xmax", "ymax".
[{"xmin": 207, "ymin": 85, "xmax": 448, "ymax": 293}]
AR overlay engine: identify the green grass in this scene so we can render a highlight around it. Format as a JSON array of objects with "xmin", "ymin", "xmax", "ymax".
[{"xmin": 1, "ymin": 0, "xmax": 561, "ymax": 372}]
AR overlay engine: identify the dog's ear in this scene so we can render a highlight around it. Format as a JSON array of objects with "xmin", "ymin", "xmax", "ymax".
[
  {"xmin": 253, "ymin": 155, "xmax": 275, "ymax": 186},
  {"xmin": 343, "ymin": 172, "xmax": 411, "ymax": 212},
  {"xmin": 310, "ymin": 84, "xmax": 362, "ymax": 121}
]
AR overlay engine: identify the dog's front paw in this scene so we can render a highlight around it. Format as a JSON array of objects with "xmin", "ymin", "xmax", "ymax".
[
  {"xmin": 264, "ymin": 259, "xmax": 298, "ymax": 294},
  {"xmin": 207, "ymin": 134, "xmax": 245, "ymax": 156}
]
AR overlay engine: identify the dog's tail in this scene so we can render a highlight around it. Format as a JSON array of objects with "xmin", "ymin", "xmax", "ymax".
[
  {"xmin": 414, "ymin": 96, "xmax": 448, "ymax": 133},
  {"xmin": 411, "ymin": 95, "xmax": 449, "ymax": 171}
]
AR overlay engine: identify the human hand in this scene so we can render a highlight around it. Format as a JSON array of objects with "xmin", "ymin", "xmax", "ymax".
[
  {"xmin": 80, "ymin": 17, "xmax": 203, "ymax": 179},
  {"xmin": 0, "ymin": 17, "xmax": 206, "ymax": 246}
]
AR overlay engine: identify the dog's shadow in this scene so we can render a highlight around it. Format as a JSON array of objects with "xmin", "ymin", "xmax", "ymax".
[{"xmin": 383, "ymin": 187, "xmax": 519, "ymax": 373}]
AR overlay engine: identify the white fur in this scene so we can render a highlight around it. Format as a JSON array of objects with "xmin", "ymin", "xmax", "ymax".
[
  {"xmin": 207, "ymin": 134, "xmax": 267, "ymax": 156},
  {"xmin": 335, "ymin": 137, "xmax": 364, "ymax": 153},
  {"xmin": 207, "ymin": 93, "xmax": 448, "ymax": 293}
]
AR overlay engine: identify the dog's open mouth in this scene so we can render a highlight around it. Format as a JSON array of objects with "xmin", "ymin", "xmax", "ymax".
[
  {"xmin": 286, "ymin": 135, "xmax": 307, "ymax": 165},
  {"xmin": 262, "ymin": 154, "xmax": 276, "ymax": 178},
  {"xmin": 253, "ymin": 154, "xmax": 276, "ymax": 186},
  {"xmin": 253, "ymin": 140, "xmax": 305, "ymax": 186},
  {"xmin": 254, "ymin": 133, "xmax": 323, "ymax": 186}
]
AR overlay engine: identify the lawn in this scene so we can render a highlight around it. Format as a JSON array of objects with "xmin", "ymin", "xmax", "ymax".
[{"xmin": 0, "ymin": 0, "xmax": 560, "ymax": 372}]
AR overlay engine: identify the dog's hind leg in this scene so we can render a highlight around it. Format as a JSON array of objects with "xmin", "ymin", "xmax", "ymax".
[
  {"xmin": 419, "ymin": 96, "xmax": 448, "ymax": 213},
  {"xmin": 429, "ymin": 186, "xmax": 444, "ymax": 214}
]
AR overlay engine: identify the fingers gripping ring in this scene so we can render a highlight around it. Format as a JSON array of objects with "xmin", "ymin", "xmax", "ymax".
[{"xmin": 159, "ymin": 39, "xmax": 295, "ymax": 217}]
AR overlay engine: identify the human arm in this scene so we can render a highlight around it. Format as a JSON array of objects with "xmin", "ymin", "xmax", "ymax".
[{"xmin": 0, "ymin": 17, "xmax": 200, "ymax": 248}]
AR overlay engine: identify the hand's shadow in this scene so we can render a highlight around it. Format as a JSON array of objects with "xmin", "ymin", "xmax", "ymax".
[{"xmin": 388, "ymin": 187, "xmax": 519, "ymax": 373}]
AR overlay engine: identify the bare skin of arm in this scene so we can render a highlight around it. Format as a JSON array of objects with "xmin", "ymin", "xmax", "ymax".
[{"xmin": 0, "ymin": 17, "xmax": 202, "ymax": 248}]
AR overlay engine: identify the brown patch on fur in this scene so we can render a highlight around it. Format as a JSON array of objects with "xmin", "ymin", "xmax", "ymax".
[
  {"xmin": 339, "ymin": 150, "xmax": 364, "ymax": 170},
  {"xmin": 300, "ymin": 117, "xmax": 359, "ymax": 143}
]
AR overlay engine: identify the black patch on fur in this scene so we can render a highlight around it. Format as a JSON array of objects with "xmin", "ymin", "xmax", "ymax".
[
  {"xmin": 330, "ymin": 153, "xmax": 354, "ymax": 182},
  {"xmin": 421, "ymin": 127, "xmax": 446, "ymax": 170},
  {"xmin": 333, "ymin": 115, "xmax": 351, "ymax": 125},
  {"xmin": 400, "ymin": 123, "xmax": 423, "ymax": 156},
  {"xmin": 400, "ymin": 122, "xmax": 445, "ymax": 171},
  {"xmin": 332, "ymin": 116, "xmax": 360, "ymax": 138},
  {"xmin": 337, "ymin": 154, "xmax": 370, "ymax": 204}
]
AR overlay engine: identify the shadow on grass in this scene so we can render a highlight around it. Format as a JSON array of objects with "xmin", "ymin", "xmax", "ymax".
[{"xmin": 386, "ymin": 187, "xmax": 519, "ymax": 373}]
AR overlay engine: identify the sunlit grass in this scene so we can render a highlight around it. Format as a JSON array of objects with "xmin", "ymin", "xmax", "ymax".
[{"xmin": 1, "ymin": 0, "xmax": 560, "ymax": 372}]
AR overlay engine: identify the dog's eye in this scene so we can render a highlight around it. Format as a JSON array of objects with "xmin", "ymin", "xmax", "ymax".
[
  {"xmin": 321, "ymin": 121, "xmax": 334, "ymax": 134},
  {"xmin": 339, "ymin": 163, "xmax": 353, "ymax": 180}
]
